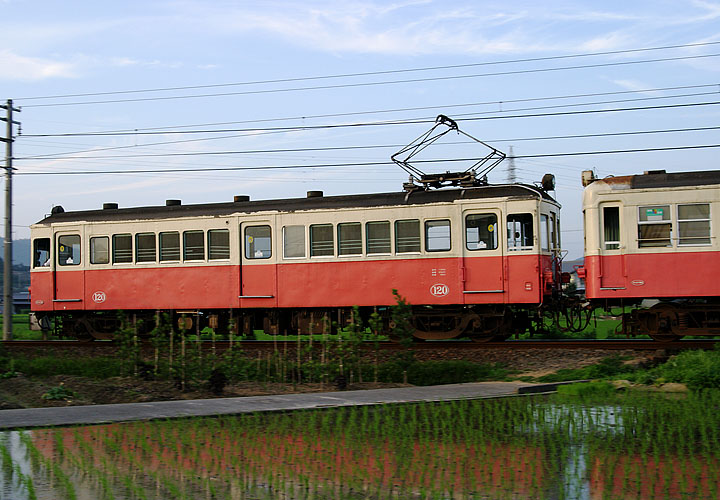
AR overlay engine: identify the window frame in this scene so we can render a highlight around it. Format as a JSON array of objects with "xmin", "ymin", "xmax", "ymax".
[
  {"xmin": 337, "ymin": 222, "xmax": 363, "ymax": 257},
  {"xmin": 244, "ymin": 225, "xmax": 272, "ymax": 260},
  {"xmin": 366, "ymin": 220, "xmax": 392, "ymax": 255},
  {"xmin": 183, "ymin": 230, "xmax": 205, "ymax": 261},
  {"xmin": 506, "ymin": 213, "xmax": 535, "ymax": 251},
  {"xmin": 677, "ymin": 203, "xmax": 711, "ymax": 246},
  {"xmin": 57, "ymin": 234, "xmax": 81, "ymax": 266},
  {"xmin": 602, "ymin": 206, "xmax": 621, "ymax": 251},
  {"xmin": 637, "ymin": 205, "xmax": 672, "ymax": 248},
  {"xmin": 395, "ymin": 219, "xmax": 421, "ymax": 254},
  {"xmin": 465, "ymin": 213, "xmax": 498, "ymax": 251},
  {"xmin": 33, "ymin": 238, "xmax": 51, "ymax": 268},
  {"xmin": 309, "ymin": 223, "xmax": 334, "ymax": 257},
  {"xmin": 135, "ymin": 232, "xmax": 157, "ymax": 263},
  {"xmin": 208, "ymin": 229, "xmax": 231, "ymax": 260},
  {"xmin": 159, "ymin": 231, "xmax": 181, "ymax": 262},
  {"xmin": 283, "ymin": 225, "xmax": 306, "ymax": 259},
  {"xmin": 90, "ymin": 236, "xmax": 110, "ymax": 265},
  {"xmin": 112, "ymin": 233, "xmax": 133, "ymax": 264}
]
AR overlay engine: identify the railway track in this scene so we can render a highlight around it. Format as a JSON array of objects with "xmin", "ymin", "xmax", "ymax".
[{"xmin": 2, "ymin": 338, "xmax": 717, "ymax": 351}]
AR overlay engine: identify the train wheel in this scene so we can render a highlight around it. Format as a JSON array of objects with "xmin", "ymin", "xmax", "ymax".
[
  {"xmin": 72, "ymin": 318, "xmax": 95, "ymax": 342},
  {"xmin": 410, "ymin": 311, "xmax": 472, "ymax": 340},
  {"xmin": 647, "ymin": 304, "xmax": 682, "ymax": 342}
]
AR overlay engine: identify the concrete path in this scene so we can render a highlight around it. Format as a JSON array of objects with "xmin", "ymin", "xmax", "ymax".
[{"xmin": 0, "ymin": 381, "xmax": 537, "ymax": 430}]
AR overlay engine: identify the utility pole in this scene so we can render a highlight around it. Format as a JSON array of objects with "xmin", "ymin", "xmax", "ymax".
[
  {"xmin": 506, "ymin": 145, "xmax": 516, "ymax": 184},
  {"xmin": 1, "ymin": 100, "xmax": 21, "ymax": 340}
]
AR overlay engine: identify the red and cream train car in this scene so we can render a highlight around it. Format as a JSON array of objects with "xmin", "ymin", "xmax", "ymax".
[
  {"xmin": 579, "ymin": 169, "xmax": 720, "ymax": 340},
  {"xmin": 29, "ymin": 183, "xmax": 561, "ymax": 340}
]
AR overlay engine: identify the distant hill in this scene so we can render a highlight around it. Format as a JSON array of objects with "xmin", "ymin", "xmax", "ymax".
[{"xmin": 0, "ymin": 238, "xmax": 31, "ymax": 267}]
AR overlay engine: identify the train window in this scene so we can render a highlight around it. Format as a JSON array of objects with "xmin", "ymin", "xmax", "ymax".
[
  {"xmin": 56, "ymin": 235, "xmax": 80, "ymax": 266},
  {"xmin": 245, "ymin": 225, "xmax": 272, "ymax": 259},
  {"xmin": 90, "ymin": 237, "xmax": 109, "ymax": 264},
  {"xmin": 112, "ymin": 234, "xmax": 132, "ymax": 264},
  {"xmin": 678, "ymin": 204, "xmax": 711, "ymax": 245},
  {"xmin": 540, "ymin": 214, "xmax": 549, "ymax": 251},
  {"xmin": 183, "ymin": 230, "xmax": 205, "ymax": 261},
  {"xmin": 366, "ymin": 221, "xmax": 391, "ymax": 254},
  {"xmin": 507, "ymin": 214, "xmax": 534, "ymax": 251},
  {"xmin": 638, "ymin": 205, "xmax": 671, "ymax": 247},
  {"xmin": 310, "ymin": 224, "xmax": 334, "ymax": 257},
  {"xmin": 425, "ymin": 220, "xmax": 451, "ymax": 252},
  {"xmin": 135, "ymin": 233, "xmax": 156, "ymax": 263},
  {"xmin": 395, "ymin": 219, "xmax": 421, "ymax": 253},
  {"xmin": 208, "ymin": 229, "xmax": 230, "ymax": 260},
  {"xmin": 283, "ymin": 225, "xmax": 305, "ymax": 258},
  {"xmin": 159, "ymin": 232, "xmax": 180, "ymax": 261},
  {"xmin": 338, "ymin": 223, "xmax": 362, "ymax": 256},
  {"xmin": 603, "ymin": 207, "xmax": 620, "ymax": 250},
  {"xmin": 466, "ymin": 214, "xmax": 497, "ymax": 251},
  {"xmin": 33, "ymin": 238, "xmax": 51, "ymax": 268}
]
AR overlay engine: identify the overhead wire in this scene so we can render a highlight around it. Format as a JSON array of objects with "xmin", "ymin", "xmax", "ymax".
[
  {"xmin": 18, "ymin": 52, "xmax": 720, "ymax": 108},
  {"xmin": 17, "ymin": 40, "xmax": 720, "ymax": 102},
  {"xmin": 16, "ymin": 125, "xmax": 720, "ymax": 161},
  {"xmin": 15, "ymin": 143, "xmax": 720, "ymax": 176},
  {"xmin": 20, "ymin": 98, "xmax": 720, "ymax": 138},
  {"xmin": 17, "ymin": 86, "xmax": 720, "ymax": 158}
]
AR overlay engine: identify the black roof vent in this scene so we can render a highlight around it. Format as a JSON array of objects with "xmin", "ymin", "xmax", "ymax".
[
  {"xmin": 307, "ymin": 190, "xmax": 323, "ymax": 198},
  {"xmin": 234, "ymin": 195, "xmax": 250, "ymax": 203},
  {"xmin": 51, "ymin": 205, "xmax": 65, "ymax": 214},
  {"xmin": 166, "ymin": 199, "xmax": 181, "ymax": 206},
  {"xmin": 644, "ymin": 170, "xmax": 666, "ymax": 175},
  {"xmin": 103, "ymin": 203, "xmax": 119, "ymax": 210}
]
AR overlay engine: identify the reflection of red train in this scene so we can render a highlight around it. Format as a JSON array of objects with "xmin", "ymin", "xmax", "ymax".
[{"xmin": 32, "ymin": 424, "xmax": 548, "ymax": 499}]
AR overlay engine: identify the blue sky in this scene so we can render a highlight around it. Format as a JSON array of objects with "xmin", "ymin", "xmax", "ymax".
[{"xmin": 3, "ymin": 0, "xmax": 720, "ymax": 258}]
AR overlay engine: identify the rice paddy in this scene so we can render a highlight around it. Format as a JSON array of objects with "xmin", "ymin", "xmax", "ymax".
[{"xmin": 1, "ymin": 390, "xmax": 719, "ymax": 499}]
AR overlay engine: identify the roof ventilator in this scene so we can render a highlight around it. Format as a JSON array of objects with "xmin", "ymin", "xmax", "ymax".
[
  {"xmin": 102, "ymin": 203, "xmax": 119, "ymax": 210},
  {"xmin": 307, "ymin": 191, "xmax": 323, "ymax": 198},
  {"xmin": 166, "ymin": 199, "xmax": 181, "ymax": 206},
  {"xmin": 234, "ymin": 195, "xmax": 250, "ymax": 202},
  {"xmin": 391, "ymin": 114, "xmax": 506, "ymax": 192}
]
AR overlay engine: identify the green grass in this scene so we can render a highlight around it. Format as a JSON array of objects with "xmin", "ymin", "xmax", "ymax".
[
  {"xmin": 0, "ymin": 314, "xmax": 36, "ymax": 339},
  {"xmin": 8, "ymin": 356, "xmax": 125, "ymax": 379}
]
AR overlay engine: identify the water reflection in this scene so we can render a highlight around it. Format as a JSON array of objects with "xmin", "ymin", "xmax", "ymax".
[{"xmin": 0, "ymin": 396, "xmax": 718, "ymax": 499}]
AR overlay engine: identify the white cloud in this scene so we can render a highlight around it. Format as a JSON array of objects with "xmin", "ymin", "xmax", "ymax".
[{"xmin": 0, "ymin": 50, "xmax": 77, "ymax": 81}]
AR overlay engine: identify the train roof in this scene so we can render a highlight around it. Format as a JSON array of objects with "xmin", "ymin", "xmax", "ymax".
[
  {"xmin": 36, "ymin": 183, "xmax": 557, "ymax": 225},
  {"xmin": 587, "ymin": 169, "xmax": 720, "ymax": 190}
]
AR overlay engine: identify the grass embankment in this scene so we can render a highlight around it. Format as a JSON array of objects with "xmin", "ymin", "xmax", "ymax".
[{"xmin": 531, "ymin": 346, "xmax": 720, "ymax": 390}]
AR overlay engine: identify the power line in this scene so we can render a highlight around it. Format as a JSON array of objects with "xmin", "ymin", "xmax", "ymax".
[
  {"xmin": 17, "ymin": 125, "xmax": 720, "ymax": 161},
  {"xmin": 21, "ymin": 99, "xmax": 720, "ymax": 138},
  {"xmin": 18, "ymin": 83, "xmax": 720, "ymax": 141},
  {"xmin": 16, "ymin": 40, "xmax": 720, "ymax": 102},
  {"xmin": 19, "ymin": 52, "xmax": 720, "ymax": 108},
  {"xmin": 16, "ymin": 143, "xmax": 720, "ymax": 176}
]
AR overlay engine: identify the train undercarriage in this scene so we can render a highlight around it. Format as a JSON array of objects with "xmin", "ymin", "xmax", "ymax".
[
  {"xmin": 31, "ymin": 298, "xmax": 720, "ymax": 342},
  {"xmin": 32, "ymin": 304, "xmax": 538, "ymax": 342}
]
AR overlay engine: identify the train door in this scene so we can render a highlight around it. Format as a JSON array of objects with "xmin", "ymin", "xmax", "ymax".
[
  {"xmin": 598, "ymin": 203, "xmax": 625, "ymax": 289},
  {"xmin": 462, "ymin": 209, "xmax": 504, "ymax": 301},
  {"xmin": 53, "ymin": 228, "xmax": 85, "ymax": 307},
  {"xmin": 239, "ymin": 221, "xmax": 277, "ymax": 308}
]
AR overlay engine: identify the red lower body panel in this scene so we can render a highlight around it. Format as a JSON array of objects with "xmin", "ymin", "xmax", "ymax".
[
  {"xmin": 31, "ymin": 254, "xmax": 547, "ymax": 312},
  {"xmin": 585, "ymin": 251, "xmax": 720, "ymax": 299}
]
